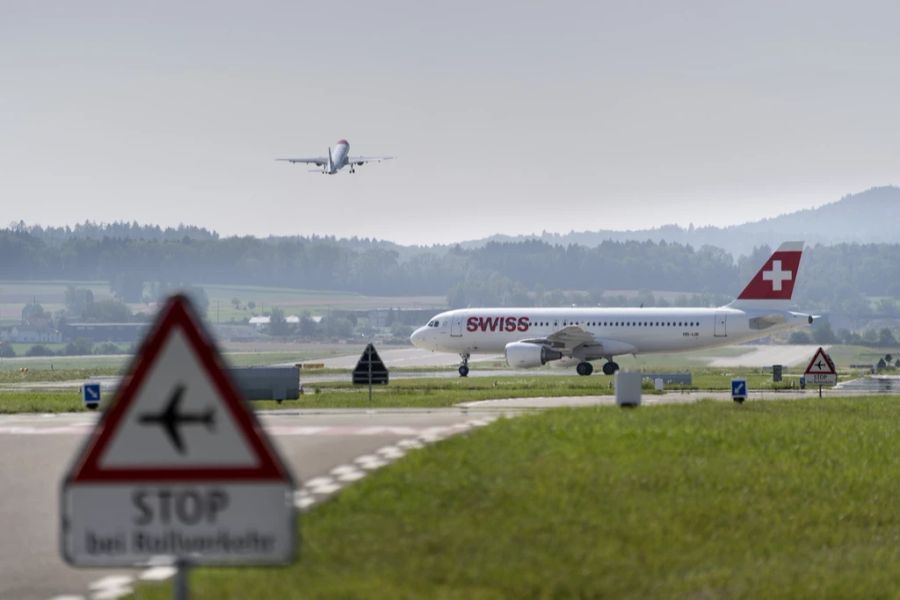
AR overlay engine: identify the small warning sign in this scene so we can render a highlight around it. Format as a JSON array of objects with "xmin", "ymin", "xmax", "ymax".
[
  {"xmin": 61, "ymin": 295, "xmax": 296, "ymax": 567},
  {"xmin": 352, "ymin": 343, "xmax": 389, "ymax": 385},
  {"xmin": 804, "ymin": 347, "xmax": 837, "ymax": 386}
]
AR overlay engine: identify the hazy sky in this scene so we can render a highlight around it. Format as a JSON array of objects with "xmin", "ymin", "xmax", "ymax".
[{"xmin": 2, "ymin": 1, "xmax": 899, "ymax": 245}]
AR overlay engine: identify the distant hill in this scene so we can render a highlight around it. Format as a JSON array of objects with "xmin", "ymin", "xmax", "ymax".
[{"xmin": 461, "ymin": 186, "xmax": 900, "ymax": 256}]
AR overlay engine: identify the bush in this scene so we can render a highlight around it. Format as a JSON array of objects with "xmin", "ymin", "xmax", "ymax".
[
  {"xmin": 25, "ymin": 344, "xmax": 55, "ymax": 357},
  {"xmin": 0, "ymin": 343, "xmax": 15, "ymax": 358},
  {"xmin": 788, "ymin": 331, "xmax": 812, "ymax": 344},
  {"xmin": 94, "ymin": 342, "xmax": 122, "ymax": 355}
]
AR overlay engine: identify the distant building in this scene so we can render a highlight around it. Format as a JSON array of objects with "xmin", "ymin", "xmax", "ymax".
[
  {"xmin": 61, "ymin": 322, "xmax": 148, "ymax": 343},
  {"xmin": 248, "ymin": 316, "xmax": 271, "ymax": 328},
  {"xmin": 0, "ymin": 326, "xmax": 62, "ymax": 344}
]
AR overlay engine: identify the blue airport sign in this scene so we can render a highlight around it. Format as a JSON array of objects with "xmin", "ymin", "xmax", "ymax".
[
  {"xmin": 731, "ymin": 378, "xmax": 747, "ymax": 403},
  {"xmin": 82, "ymin": 383, "xmax": 101, "ymax": 410}
]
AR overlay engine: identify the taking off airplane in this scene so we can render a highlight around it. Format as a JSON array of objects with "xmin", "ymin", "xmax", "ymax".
[
  {"xmin": 410, "ymin": 242, "xmax": 813, "ymax": 377},
  {"xmin": 276, "ymin": 139, "xmax": 394, "ymax": 174}
]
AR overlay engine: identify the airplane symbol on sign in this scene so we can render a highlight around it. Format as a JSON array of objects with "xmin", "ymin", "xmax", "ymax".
[
  {"xmin": 138, "ymin": 384, "xmax": 215, "ymax": 454},
  {"xmin": 816, "ymin": 360, "xmax": 825, "ymax": 370},
  {"xmin": 762, "ymin": 260, "xmax": 793, "ymax": 291}
]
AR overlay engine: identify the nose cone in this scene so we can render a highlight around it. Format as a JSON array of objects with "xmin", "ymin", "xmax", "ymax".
[{"xmin": 410, "ymin": 326, "xmax": 428, "ymax": 349}]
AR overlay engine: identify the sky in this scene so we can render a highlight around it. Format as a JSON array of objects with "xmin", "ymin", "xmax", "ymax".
[{"xmin": 2, "ymin": 1, "xmax": 900, "ymax": 246}]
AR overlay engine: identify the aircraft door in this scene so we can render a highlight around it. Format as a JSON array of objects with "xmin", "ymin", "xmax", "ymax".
[
  {"xmin": 714, "ymin": 312, "xmax": 727, "ymax": 337},
  {"xmin": 451, "ymin": 316, "xmax": 463, "ymax": 337}
]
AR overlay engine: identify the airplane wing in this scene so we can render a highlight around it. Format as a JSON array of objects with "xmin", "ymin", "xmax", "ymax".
[
  {"xmin": 276, "ymin": 157, "xmax": 328, "ymax": 166},
  {"xmin": 347, "ymin": 155, "xmax": 395, "ymax": 166},
  {"xmin": 521, "ymin": 326, "xmax": 636, "ymax": 359}
]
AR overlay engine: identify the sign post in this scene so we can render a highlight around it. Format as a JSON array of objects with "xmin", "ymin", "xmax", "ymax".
[
  {"xmin": 61, "ymin": 295, "xmax": 296, "ymax": 591},
  {"xmin": 352, "ymin": 343, "xmax": 389, "ymax": 402},
  {"xmin": 803, "ymin": 346, "xmax": 837, "ymax": 398}
]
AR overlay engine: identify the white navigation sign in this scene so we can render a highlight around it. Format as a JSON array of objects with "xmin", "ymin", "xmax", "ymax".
[
  {"xmin": 61, "ymin": 295, "xmax": 296, "ymax": 567},
  {"xmin": 804, "ymin": 346, "xmax": 838, "ymax": 387}
]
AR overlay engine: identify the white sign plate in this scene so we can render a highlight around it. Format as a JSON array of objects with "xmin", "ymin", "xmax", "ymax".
[
  {"xmin": 62, "ymin": 295, "xmax": 296, "ymax": 567},
  {"xmin": 805, "ymin": 373, "xmax": 838, "ymax": 386}
]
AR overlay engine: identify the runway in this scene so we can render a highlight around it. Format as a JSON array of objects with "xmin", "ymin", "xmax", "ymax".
[{"xmin": 0, "ymin": 408, "xmax": 505, "ymax": 600}]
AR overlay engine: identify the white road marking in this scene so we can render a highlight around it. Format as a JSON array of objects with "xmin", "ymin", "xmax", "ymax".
[
  {"xmin": 88, "ymin": 574, "xmax": 134, "ymax": 599},
  {"xmin": 376, "ymin": 446, "xmax": 405, "ymax": 459},
  {"xmin": 330, "ymin": 464, "xmax": 360, "ymax": 476},
  {"xmin": 306, "ymin": 477, "xmax": 341, "ymax": 495},
  {"xmin": 397, "ymin": 438, "xmax": 424, "ymax": 449},
  {"xmin": 139, "ymin": 567, "xmax": 177, "ymax": 581},
  {"xmin": 335, "ymin": 470, "xmax": 366, "ymax": 482},
  {"xmin": 296, "ymin": 496, "xmax": 316, "ymax": 509},
  {"xmin": 355, "ymin": 455, "xmax": 388, "ymax": 469},
  {"xmin": 304, "ymin": 477, "xmax": 334, "ymax": 488}
]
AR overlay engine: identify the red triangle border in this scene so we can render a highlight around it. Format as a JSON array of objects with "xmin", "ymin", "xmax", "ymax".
[{"xmin": 67, "ymin": 296, "xmax": 291, "ymax": 483}]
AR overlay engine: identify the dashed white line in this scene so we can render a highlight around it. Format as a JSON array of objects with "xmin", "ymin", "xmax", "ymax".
[
  {"xmin": 354, "ymin": 454, "xmax": 388, "ymax": 470},
  {"xmin": 397, "ymin": 438, "xmax": 424, "ymax": 449},
  {"xmin": 139, "ymin": 566, "xmax": 177, "ymax": 581},
  {"xmin": 88, "ymin": 575, "xmax": 134, "ymax": 599},
  {"xmin": 330, "ymin": 464, "xmax": 359, "ymax": 475},
  {"xmin": 376, "ymin": 445, "xmax": 405, "ymax": 459},
  {"xmin": 335, "ymin": 470, "xmax": 365, "ymax": 482}
]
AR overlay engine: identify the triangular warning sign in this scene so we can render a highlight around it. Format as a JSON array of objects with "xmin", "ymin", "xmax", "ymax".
[
  {"xmin": 67, "ymin": 295, "xmax": 291, "ymax": 482},
  {"xmin": 352, "ymin": 343, "xmax": 389, "ymax": 385},
  {"xmin": 804, "ymin": 347, "xmax": 837, "ymax": 376}
]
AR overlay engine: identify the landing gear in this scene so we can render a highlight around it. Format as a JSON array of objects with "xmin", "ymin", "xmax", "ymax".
[
  {"xmin": 576, "ymin": 361, "xmax": 593, "ymax": 376},
  {"xmin": 458, "ymin": 353, "xmax": 470, "ymax": 378},
  {"xmin": 602, "ymin": 361, "xmax": 620, "ymax": 376}
]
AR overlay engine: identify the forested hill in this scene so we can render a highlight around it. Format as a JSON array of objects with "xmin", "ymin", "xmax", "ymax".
[
  {"xmin": 465, "ymin": 186, "xmax": 900, "ymax": 256},
  {"xmin": 1, "ymin": 227, "xmax": 898, "ymax": 316}
]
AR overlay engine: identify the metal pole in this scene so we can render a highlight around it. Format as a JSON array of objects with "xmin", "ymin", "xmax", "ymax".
[
  {"xmin": 174, "ymin": 560, "xmax": 189, "ymax": 600},
  {"xmin": 819, "ymin": 385, "xmax": 822, "ymax": 399},
  {"xmin": 368, "ymin": 346, "xmax": 373, "ymax": 403}
]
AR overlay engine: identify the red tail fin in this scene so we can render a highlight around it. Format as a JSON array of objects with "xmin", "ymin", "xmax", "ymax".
[{"xmin": 737, "ymin": 242, "xmax": 803, "ymax": 301}]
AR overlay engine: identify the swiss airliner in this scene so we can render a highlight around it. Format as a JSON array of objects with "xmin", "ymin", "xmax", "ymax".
[
  {"xmin": 276, "ymin": 139, "xmax": 393, "ymax": 174},
  {"xmin": 410, "ymin": 242, "xmax": 813, "ymax": 377}
]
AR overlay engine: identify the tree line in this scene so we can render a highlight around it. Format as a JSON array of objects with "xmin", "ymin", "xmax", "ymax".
[{"xmin": 2, "ymin": 227, "xmax": 899, "ymax": 316}]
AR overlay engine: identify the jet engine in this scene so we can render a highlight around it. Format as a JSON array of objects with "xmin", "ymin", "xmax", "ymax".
[{"xmin": 505, "ymin": 342, "xmax": 563, "ymax": 368}]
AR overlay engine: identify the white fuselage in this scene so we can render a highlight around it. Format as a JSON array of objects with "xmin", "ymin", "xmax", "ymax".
[
  {"xmin": 328, "ymin": 141, "xmax": 350, "ymax": 174},
  {"xmin": 410, "ymin": 306, "xmax": 810, "ymax": 360}
]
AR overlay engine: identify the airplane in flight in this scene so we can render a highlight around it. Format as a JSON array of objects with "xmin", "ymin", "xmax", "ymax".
[
  {"xmin": 410, "ymin": 242, "xmax": 813, "ymax": 377},
  {"xmin": 276, "ymin": 139, "xmax": 394, "ymax": 174}
]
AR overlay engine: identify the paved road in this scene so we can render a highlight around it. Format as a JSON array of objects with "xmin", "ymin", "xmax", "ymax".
[
  {"xmin": 0, "ymin": 408, "xmax": 505, "ymax": 600},
  {"xmin": 707, "ymin": 344, "xmax": 827, "ymax": 367}
]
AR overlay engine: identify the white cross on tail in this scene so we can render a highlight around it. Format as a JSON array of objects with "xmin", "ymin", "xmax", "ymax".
[{"xmin": 762, "ymin": 260, "xmax": 792, "ymax": 291}]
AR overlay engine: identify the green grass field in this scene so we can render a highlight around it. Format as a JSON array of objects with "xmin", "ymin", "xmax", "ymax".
[
  {"xmin": 133, "ymin": 396, "xmax": 900, "ymax": 599},
  {"xmin": 0, "ymin": 280, "xmax": 445, "ymax": 325},
  {"xmin": 0, "ymin": 369, "xmax": 819, "ymax": 413}
]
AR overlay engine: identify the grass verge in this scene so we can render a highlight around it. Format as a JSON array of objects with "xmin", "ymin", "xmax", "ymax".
[
  {"xmin": 135, "ymin": 396, "xmax": 900, "ymax": 599},
  {"xmin": 0, "ymin": 391, "xmax": 87, "ymax": 413}
]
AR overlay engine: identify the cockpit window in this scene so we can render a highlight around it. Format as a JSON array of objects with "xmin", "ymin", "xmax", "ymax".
[{"xmin": 433, "ymin": 320, "xmax": 439, "ymax": 327}]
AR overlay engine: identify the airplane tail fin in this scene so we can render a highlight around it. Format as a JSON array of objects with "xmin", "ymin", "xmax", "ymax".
[{"xmin": 728, "ymin": 242, "xmax": 804, "ymax": 309}]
